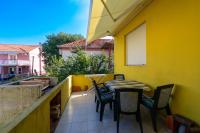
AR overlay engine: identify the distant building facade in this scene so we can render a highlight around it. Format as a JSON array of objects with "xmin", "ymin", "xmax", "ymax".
[
  {"xmin": 0, "ymin": 44, "xmax": 45, "ymax": 79},
  {"xmin": 57, "ymin": 39, "xmax": 114, "ymax": 60}
]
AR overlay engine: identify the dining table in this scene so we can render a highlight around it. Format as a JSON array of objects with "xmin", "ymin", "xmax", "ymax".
[
  {"xmin": 105, "ymin": 80, "xmax": 152, "ymax": 92},
  {"xmin": 105, "ymin": 80, "xmax": 152, "ymax": 121}
]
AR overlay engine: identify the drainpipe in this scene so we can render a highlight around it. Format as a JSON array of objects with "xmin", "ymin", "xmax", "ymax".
[
  {"xmin": 108, "ymin": 43, "xmax": 111, "ymax": 67},
  {"xmin": 32, "ymin": 56, "xmax": 34, "ymax": 75},
  {"xmin": 39, "ymin": 48, "xmax": 42, "ymax": 75}
]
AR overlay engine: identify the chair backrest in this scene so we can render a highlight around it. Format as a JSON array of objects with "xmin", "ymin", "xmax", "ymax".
[
  {"xmin": 153, "ymin": 84, "xmax": 174, "ymax": 108},
  {"xmin": 92, "ymin": 80, "xmax": 102, "ymax": 102},
  {"xmin": 115, "ymin": 88, "xmax": 143, "ymax": 113},
  {"xmin": 114, "ymin": 74, "xmax": 125, "ymax": 80}
]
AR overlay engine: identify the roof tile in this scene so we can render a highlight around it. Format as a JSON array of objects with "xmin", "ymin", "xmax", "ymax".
[
  {"xmin": 58, "ymin": 39, "xmax": 113, "ymax": 49},
  {"xmin": 0, "ymin": 44, "xmax": 39, "ymax": 53}
]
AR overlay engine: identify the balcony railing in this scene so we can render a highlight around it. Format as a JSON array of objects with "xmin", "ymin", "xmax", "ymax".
[
  {"xmin": 0, "ymin": 74, "xmax": 113, "ymax": 133},
  {"xmin": 0, "ymin": 59, "xmax": 30, "ymax": 66}
]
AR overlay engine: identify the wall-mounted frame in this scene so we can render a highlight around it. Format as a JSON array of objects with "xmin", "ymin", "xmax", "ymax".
[{"xmin": 125, "ymin": 22, "xmax": 146, "ymax": 66}]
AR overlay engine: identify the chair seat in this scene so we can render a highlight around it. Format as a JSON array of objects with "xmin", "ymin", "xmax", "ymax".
[
  {"xmin": 99, "ymin": 86, "xmax": 110, "ymax": 93},
  {"xmin": 142, "ymin": 95, "xmax": 154, "ymax": 108},
  {"xmin": 101, "ymin": 92, "xmax": 114, "ymax": 102}
]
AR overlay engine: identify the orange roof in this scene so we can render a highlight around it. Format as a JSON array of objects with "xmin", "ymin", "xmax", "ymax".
[
  {"xmin": 0, "ymin": 44, "xmax": 39, "ymax": 53},
  {"xmin": 58, "ymin": 39, "xmax": 114, "ymax": 49}
]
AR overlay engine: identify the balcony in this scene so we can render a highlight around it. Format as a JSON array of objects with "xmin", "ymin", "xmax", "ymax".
[
  {"xmin": 0, "ymin": 60, "xmax": 30, "ymax": 66},
  {"xmin": 54, "ymin": 91, "xmax": 169, "ymax": 133},
  {"xmin": 0, "ymin": 74, "xmax": 172, "ymax": 133}
]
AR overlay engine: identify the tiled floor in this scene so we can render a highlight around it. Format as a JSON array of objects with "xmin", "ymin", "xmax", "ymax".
[{"xmin": 55, "ymin": 91, "xmax": 170, "ymax": 133}]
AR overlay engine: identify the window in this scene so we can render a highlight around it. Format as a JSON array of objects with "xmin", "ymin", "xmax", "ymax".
[
  {"xmin": 18, "ymin": 67, "xmax": 22, "ymax": 74},
  {"xmin": 9, "ymin": 67, "xmax": 16, "ymax": 74},
  {"xmin": 8, "ymin": 54, "xmax": 17, "ymax": 60},
  {"xmin": 125, "ymin": 23, "xmax": 146, "ymax": 65}
]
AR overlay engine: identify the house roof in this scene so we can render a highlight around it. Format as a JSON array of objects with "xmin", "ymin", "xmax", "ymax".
[
  {"xmin": 0, "ymin": 44, "xmax": 39, "ymax": 53},
  {"xmin": 58, "ymin": 39, "xmax": 114, "ymax": 49}
]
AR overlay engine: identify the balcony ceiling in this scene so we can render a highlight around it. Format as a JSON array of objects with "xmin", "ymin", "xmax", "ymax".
[{"xmin": 87, "ymin": 0, "xmax": 152, "ymax": 42}]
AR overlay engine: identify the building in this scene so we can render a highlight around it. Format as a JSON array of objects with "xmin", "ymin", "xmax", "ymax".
[
  {"xmin": 87, "ymin": 0, "xmax": 200, "ymax": 124},
  {"xmin": 2, "ymin": 1, "xmax": 200, "ymax": 133},
  {"xmin": 57, "ymin": 39, "xmax": 114, "ymax": 60},
  {"xmin": 0, "ymin": 44, "xmax": 45, "ymax": 79}
]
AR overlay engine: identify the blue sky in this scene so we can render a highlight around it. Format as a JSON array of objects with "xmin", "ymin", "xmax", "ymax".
[{"xmin": 0, "ymin": 0, "xmax": 90, "ymax": 44}]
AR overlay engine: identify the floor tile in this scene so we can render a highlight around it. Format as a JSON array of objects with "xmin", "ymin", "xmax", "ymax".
[{"xmin": 55, "ymin": 91, "xmax": 170, "ymax": 133}]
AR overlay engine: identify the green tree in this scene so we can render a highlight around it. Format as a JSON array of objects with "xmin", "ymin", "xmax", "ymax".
[
  {"xmin": 89, "ymin": 54, "xmax": 111, "ymax": 74},
  {"xmin": 42, "ymin": 32, "xmax": 84, "ymax": 65},
  {"xmin": 45, "ymin": 56, "xmax": 66, "ymax": 81},
  {"xmin": 65, "ymin": 48, "xmax": 90, "ymax": 74},
  {"xmin": 45, "ymin": 47, "xmax": 113, "ymax": 82}
]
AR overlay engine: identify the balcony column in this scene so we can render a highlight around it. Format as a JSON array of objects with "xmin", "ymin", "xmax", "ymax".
[
  {"xmin": 16, "ymin": 65, "xmax": 19, "ymax": 75},
  {"xmin": 0, "ymin": 66, "xmax": 2, "ymax": 79}
]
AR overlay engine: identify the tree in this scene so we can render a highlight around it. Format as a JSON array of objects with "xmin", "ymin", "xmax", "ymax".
[
  {"xmin": 45, "ymin": 48, "xmax": 113, "ymax": 82},
  {"xmin": 89, "ymin": 54, "xmax": 111, "ymax": 74},
  {"xmin": 45, "ymin": 56, "xmax": 66, "ymax": 81},
  {"xmin": 65, "ymin": 48, "xmax": 90, "ymax": 74},
  {"xmin": 42, "ymin": 32, "xmax": 84, "ymax": 65}
]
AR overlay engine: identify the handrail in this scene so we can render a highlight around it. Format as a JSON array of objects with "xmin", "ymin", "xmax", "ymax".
[{"xmin": 0, "ymin": 59, "xmax": 30, "ymax": 66}]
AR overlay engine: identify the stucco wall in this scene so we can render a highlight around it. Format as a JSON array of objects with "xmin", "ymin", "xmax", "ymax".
[
  {"xmin": 29, "ymin": 48, "xmax": 45, "ymax": 75},
  {"xmin": 0, "ymin": 55, "xmax": 8, "ymax": 60},
  {"xmin": 2, "ymin": 76, "xmax": 72, "ymax": 133},
  {"xmin": 72, "ymin": 74, "xmax": 113, "ymax": 91},
  {"xmin": 114, "ymin": 0, "xmax": 200, "ymax": 123},
  {"xmin": 17, "ymin": 53, "xmax": 29, "ymax": 60}
]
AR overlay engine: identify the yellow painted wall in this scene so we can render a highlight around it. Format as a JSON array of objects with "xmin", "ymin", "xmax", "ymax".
[
  {"xmin": 4, "ymin": 74, "xmax": 113, "ymax": 133},
  {"xmin": 114, "ymin": 0, "xmax": 200, "ymax": 123},
  {"xmin": 72, "ymin": 74, "xmax": 114, "ymax": 91},
  {"xmin": 7, "ymin": 76, "xmax": 72, "ymax": 133}
]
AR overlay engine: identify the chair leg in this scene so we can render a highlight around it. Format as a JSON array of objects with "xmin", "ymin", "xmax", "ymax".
[
  {"xmin": 100, "ymin": 103, "xmax": 105, "ymax": 121},
  {"xmin": 150, "ymin": 110, "xmax": 157, "ymax": 132},
  {"xmin": 136, "ymin": 113, "xmax": 139, "ymax": 122},
  {"xmin": 166, "ymin": 105, "xmax": 171, "ymax": 115},
  {"xmin": 116, "ymin": 109, "xmax": 120, "ymax": 133},
  {"xmin": 114, "ymin": 101, "xmax": 117, "ymax": 121},
  {"xmin": 109, "ymin": 102, "xmax": 112, "ymax": 110},
  {"xmin": 137, "ymin": 112, "xmax": 143, "ymax": 133},
  {"xmin": 95, "ymin": 95, "xmax": 97, "ymax": 103},
  {"xmin": 96, "ymin": 100, "xmax": 99, "ymax": 112},
  {"xmin": 117, "ymin": 118, "xmax": 119, "ymax": 133}
]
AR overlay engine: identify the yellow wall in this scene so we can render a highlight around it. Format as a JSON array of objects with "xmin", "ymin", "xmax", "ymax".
[
  {"xmin": 72, "ymin": 74, "xmax": 114, "ymax": 91},
  {"xmin": 7, "ymin": 76, "xmax": 72, "ymax": 133},
  {"xmin": 4, "ymin": 74, "xmax": 113, "ymax": 133},
  {"xmin": 114, "ymin": 0, "xmax": 200, "ymax": 123}
]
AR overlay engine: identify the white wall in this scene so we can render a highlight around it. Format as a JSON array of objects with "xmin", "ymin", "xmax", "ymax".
[
  {"xmin": 59, "ymin": 49, "xmax": 73, "ymax": 60},
  {"xmin": 29, "ymin": 47, "xmax": 45, "ymax": 75},
  {"xmin": 59, "ymin": 49, "xmax": 110, "ymax": 60}
]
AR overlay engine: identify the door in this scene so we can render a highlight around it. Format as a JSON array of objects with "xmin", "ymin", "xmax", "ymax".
[{"xmin": 18, "ymin": 67, "xmax": 22, "ymax": 74}]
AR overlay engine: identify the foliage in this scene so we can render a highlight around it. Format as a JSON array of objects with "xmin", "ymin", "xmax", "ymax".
[
  {"xmin": 44, "ymin": 56, "xmax": 66, "ymax": 82},
  {"xmin": 65, "ymin": 48, "xmax": 90, "ymax": 74},
  {"xmin": 45, "ymin": 48, "xmax": 113, "ymax": 82},
  {"xmin": 89, "ymin": 54, "xmax": 111, "ymax": 74},
  {"xmin": 42, "ymin": 32, "xmax": 84, "ymax": 65}
]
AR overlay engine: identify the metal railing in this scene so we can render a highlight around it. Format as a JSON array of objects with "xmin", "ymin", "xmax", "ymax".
[{"xmin": 0, "ymin": 59, "xmax": 30, "ymax": 66}]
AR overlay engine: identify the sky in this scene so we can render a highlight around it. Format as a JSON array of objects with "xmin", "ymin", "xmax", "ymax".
[{"xmin": 0, "ymin": 0, "xmax": 90, "ymax": 44}]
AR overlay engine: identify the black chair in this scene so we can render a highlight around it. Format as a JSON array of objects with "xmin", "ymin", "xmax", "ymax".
[
  {"xmin": 92, "ymin": 80, "xmax": 115, "ymax": 121},
  {"xmin": 142, "ymin": 84, "xmax": 175, "ymax": 132},
  {"xmin": 94, "ymin": 82, "xmax": 111, "ymax": 102},
  {"xmin": 114, "ymin": 74, "xmax": 125, "ymax": 80},
  {"xmin": 115, "ymin": 88, "xmax": 143, "ymax": 133}
]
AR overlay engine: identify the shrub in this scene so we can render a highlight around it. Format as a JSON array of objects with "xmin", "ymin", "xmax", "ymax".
[{"xmin": 45, "ymin": 48, "xmax": 113, "ymax": 82}]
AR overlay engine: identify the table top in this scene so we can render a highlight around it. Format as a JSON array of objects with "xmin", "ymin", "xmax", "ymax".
[{"xmin": 105, "ymin": 80, "xmax": 151, "ymax": 92}]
